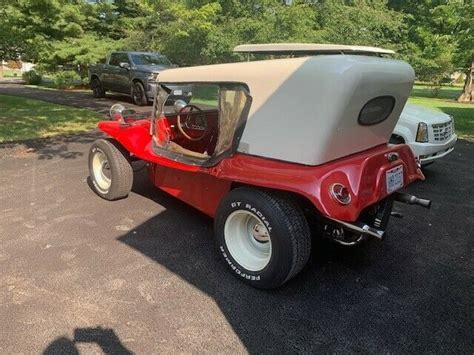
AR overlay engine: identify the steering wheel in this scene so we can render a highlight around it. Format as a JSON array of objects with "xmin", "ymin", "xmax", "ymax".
[{"xmin": 177, "ymin": 104, "xmax": 208, "ymax": 141}]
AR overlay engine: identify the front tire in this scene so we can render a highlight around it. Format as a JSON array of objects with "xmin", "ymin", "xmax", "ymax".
[
  {"xmin": 91, "ymin": 78, "xmax": 106, "ymax": 98},
  {"xmin": 88, "ymin": 139, "xmax": 133, "ymax": 200},
  {"xmin": 131, "ymin": 81, "xmax": 148, "ymax": 106},
  {"xmin": 214, "ymin": 188, "xmax": 311, "ymax": 289}
]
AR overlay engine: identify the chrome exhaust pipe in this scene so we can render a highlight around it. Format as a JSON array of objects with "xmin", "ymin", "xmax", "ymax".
[
  {"xmin": 326, "ymin": 217, "xmax": 385, "ymax": 240},
  {"xmin": 394, "ymin": 192, "xmax": 432, "ymax": 209}
]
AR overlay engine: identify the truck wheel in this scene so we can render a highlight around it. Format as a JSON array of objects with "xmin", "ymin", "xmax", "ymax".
[
  {"xmin": 91, "ymin": 78, "xmax": 106, "ymax": 98},
  {"xmin": 214, "ymin": 188, "xmax": 311, "ymax": 289},
  {"xmin": 88, "ymin": 139, "xmax": 133, "ymax": 201},
  {"xmin": 131, "ymin": 81, "xmax": 148, "ymax": 106}
]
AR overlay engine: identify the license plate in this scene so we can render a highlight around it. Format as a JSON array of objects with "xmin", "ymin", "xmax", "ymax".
[
  {"xmin": 173, "ymin": 90, "xmax": 182, "ymax": 95},
  {"xmin": 386, "ymin": 165, "xmax": 404, "ymax": 193}
]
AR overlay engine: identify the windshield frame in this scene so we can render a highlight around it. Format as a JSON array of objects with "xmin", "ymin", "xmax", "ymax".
[{"xmin": 151, "ymin": 82, "xmax": 252, "ymax": 167}]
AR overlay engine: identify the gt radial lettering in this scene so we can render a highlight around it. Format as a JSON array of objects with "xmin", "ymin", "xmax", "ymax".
[
  {"xmin": 219, "ymin": 246, "xmax": 260, "ymax": 281},
  {"xmin": 244, "ymin": 204, "xmax": 272, "ymax": 232}
]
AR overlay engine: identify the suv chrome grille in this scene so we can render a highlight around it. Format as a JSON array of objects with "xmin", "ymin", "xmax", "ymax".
[{"xmin": 432, "ymin": 120, "xmax": 453, "ymax": 142}]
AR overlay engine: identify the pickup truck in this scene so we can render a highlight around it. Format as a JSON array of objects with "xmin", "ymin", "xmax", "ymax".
[{"xmin": 89, "ymin": 51, "xmax": 192, "ymax": 106}]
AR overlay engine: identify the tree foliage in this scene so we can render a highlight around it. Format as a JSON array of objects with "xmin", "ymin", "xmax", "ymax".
[{"xmin": 0, "ymin": 0, "xmax": 472, "ymax": 88}]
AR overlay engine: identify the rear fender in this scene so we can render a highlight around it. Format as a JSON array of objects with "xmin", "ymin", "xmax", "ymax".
[{"xmin": 210, "ymin": 144, "xmax": 424, "ymax": 222}]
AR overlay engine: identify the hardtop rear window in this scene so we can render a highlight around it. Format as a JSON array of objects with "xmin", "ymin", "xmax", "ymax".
[{"xmin": 358, "ymin": 96, "xmax": 395, "ymax": 126}]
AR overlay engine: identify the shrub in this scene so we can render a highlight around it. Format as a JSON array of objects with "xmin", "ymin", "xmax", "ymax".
[
  {"xmin": 54, "ymin": 70, "xmax": 81, "ymax": 89},
  {"xmin": 22, "ymin": 70, "xmax": 42, "ymax": 85}
]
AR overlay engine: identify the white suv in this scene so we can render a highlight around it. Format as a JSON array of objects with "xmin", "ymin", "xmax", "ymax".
[{"xmin": 392, "ymin": 103, "xmax": 457, "ymax": 165}]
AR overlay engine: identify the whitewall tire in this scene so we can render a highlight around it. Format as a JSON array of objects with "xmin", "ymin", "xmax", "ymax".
[
  {"xmin": 88, "ymin": 139, "xmax": 133, "ymax": 201},
  {"xmin": 214, "ymin": 188, "xmax": 311, "ymax": 289}
]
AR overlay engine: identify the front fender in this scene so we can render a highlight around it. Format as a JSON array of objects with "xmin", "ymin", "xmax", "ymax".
[
  {"xmin": 97, "ymin": 120, "xmax": 201, "ymax": 172},
  {"xmin": 393, "ymin": 122, "xmax": 414, "ymax": 143},
  {"xmin": 131, "ymin": 71, "xmax": 149, "ymax": 85}
]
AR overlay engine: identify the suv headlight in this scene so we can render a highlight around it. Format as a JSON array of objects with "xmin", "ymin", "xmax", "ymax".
[
  {"xmin": 416, "ymin": 122, "xmax": 429, "ymax": 143},
  {"xmin": 450, "ymin": 115, "xmax": 455, "ymax": 132}
]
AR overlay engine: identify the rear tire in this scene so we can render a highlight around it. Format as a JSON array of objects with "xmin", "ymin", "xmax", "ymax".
[
  {"xmin": 88, "ymin": 139, "xmax": 133, "ymax": 201},
  {"xmin": 131, "ymin": 81, "xmax": 148, "ymax": 106},
  {"xmin": 214, "ymin": 188, "xmax": 311, "ymax": 289},
  {"xmin": 91, "ymin": 78, "xmax": 106, "ymax": 98}
]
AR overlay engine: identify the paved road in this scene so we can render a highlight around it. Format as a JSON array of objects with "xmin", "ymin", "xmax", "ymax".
[
  {"xmin": 0, "ymin": 81, "xmax": 473, "ymax": 352},
  {"xmin": 0, "ymin": 130, "xmax": 472, "ymax": 353},
  {"xmin": 0, "ymin": 82, "xmax": 151, "ymax": 114}
]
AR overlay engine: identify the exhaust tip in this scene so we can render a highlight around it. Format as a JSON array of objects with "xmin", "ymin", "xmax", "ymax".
[{"xmin": 394, "ymin": 192, "xmax": 432, "ymax": 209}]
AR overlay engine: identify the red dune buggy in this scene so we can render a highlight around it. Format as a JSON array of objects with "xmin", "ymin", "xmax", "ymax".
[{"xmin": 88, "ymin": 47, "xmax": 431, "ymax": 288}]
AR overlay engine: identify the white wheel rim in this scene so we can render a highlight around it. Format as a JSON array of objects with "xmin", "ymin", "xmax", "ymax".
[
  {"xmin": 92, "ymin": 149, "xmax": 111, "ymax": 192},
  {"xmin": 224, "ymin": 210, "xmax": 272, "ymax": 272}
]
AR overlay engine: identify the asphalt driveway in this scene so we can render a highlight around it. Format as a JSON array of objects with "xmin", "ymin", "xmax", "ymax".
[
  {"xmin": 0, "ymin": 130, "xmax": 472, "ymax": 353},
  {"xmin": 0, "ymin": 82, "xmax": 150, "ymax": 114}
]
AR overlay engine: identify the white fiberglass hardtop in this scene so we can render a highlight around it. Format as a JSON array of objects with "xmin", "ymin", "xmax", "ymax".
[
  {"xmin": 233, "ymin": 43, "xmax": 395, "ymax": 55},
  {"xmin": 158, "ymin": 55, "xmax": 414, "ymax": 166}
]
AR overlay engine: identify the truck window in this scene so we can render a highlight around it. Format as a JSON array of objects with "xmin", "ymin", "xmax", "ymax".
[
  {"xmin": 109, "ymin": 53, "xmax": 129, "ymax": 67},
  {"xmin": 130, "ymin": 53, "xmax": 172, "ymax": 66},
  {"xmin": 109, "ymin": 53, "xmax": 120, "ymax": 66}
]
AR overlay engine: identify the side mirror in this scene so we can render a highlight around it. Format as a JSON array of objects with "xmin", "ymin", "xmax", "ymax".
[
  {"xmin": 174, "ymin": 99, "xmax": 187, "ymax": 113},
  {"xmin": 119, "ymin": 62, "xmax": 130, "ymax": 70}
]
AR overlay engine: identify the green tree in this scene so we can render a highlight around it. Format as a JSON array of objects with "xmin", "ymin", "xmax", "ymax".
[
  {"xmin": 126, "ymin": 0, "xmax": 323, "ymax": 65},
  {"xmin": 39, "ymin": 35, "xmax": 124, "ymax": 76},
  {"xmin": 126, "ymin": 1, "xmax": 224, "ymax": 65},
  {"xmin": 388, "ymin": 0, "xmax": 472, "ymax": 93},
  {"xmin": 1, "ymin": 0, "xmax": 470, "ymax": 92},
  {"xmin": 0, "ymin": 0, "xmax": 146, "ymax": 70},
  {"xmin": 0, "ymin": 6, "xmax": 33, "ymax": 60},
  {"xmin": 315, "ymin": 0, "xmax": 407, "ymax": 51}
]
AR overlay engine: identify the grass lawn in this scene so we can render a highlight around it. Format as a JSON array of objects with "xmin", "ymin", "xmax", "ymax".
[
  {"xmin": 0, "ymin": 69, "xmax": 22, "ymax": 78},
  {"xmin": 191, "ymin": 84, "xmax": 219, "ymax": 107},
  {"xmin": 409, "ymin": 84, "xmax": 473, "ymax": 138},
  {"xmin": 0, "ymin": 94, "xmax": 103, "ymax": 143}
]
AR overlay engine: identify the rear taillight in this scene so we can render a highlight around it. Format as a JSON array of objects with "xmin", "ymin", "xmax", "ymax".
[{"xmin": 330, "ymin": 183, "xmax": 352, "ymax": 205}]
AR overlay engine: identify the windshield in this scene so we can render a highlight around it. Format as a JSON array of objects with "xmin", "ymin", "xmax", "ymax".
[
  {"xmin": 152, "ymin": 83, "xmax": 250, "ymax": 166},
  {"xmin": 130, "ymin": 53, "xmax": 172, "ymax": 66}
]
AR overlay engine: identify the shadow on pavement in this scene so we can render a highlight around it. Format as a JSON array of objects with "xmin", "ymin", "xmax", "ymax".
[
  {"xmin": 114, "ymin": 157, "xmax": 473, "ymax": 353},
  {"xmin": 0, "ymin": 131, "xmax": 103, "ymax": 160},
  {"xmin": 44, "ymin": 327, "xmax": 132, "ymax": 355},
  {"xmin": 19, "ymin": 138, "xmax": 474, "ymax": 353}
]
